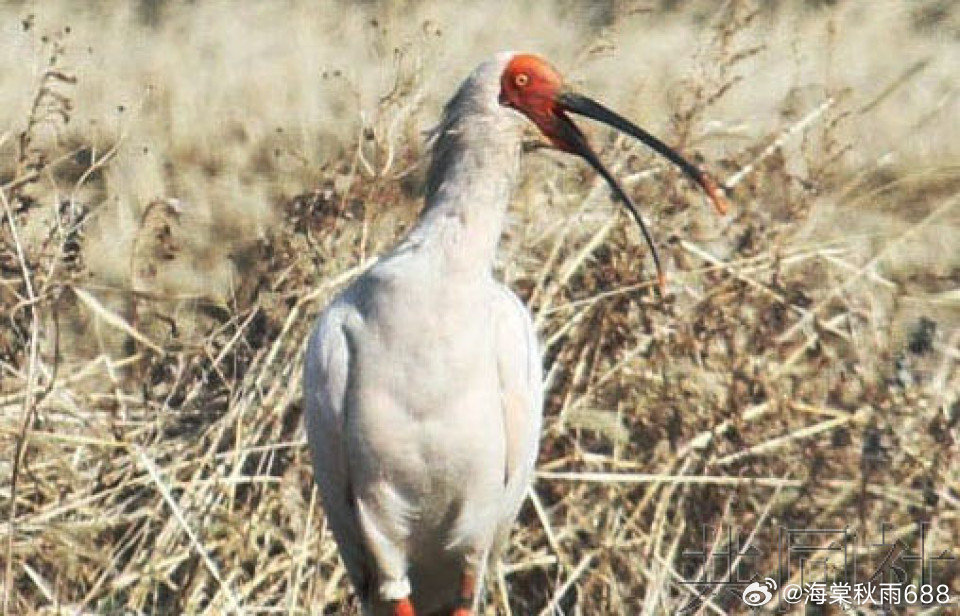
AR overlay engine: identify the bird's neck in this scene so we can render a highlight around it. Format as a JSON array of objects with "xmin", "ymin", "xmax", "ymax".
[{"xmin": 405, "ymin": 115, "xmax": 522, "ymax": 274}]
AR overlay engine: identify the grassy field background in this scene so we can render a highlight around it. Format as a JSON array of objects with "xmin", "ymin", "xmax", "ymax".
[{"xmin": 1, "ymin": 1, "xmax": 958, "ymax": 614}]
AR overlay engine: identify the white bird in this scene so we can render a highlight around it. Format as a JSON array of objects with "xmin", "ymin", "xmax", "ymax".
[{"xmin": 303, "ymin": 52, "xmax": 729, "ymax": 616}]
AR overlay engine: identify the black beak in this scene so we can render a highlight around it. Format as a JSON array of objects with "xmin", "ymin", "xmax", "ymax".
[
  {"xmin": 553, "ymin": 91, "xmax": 731, "ymax": 292},
  {"xmin": 557, "ymin": 91, "xmax": 730, "ymax": 215}
]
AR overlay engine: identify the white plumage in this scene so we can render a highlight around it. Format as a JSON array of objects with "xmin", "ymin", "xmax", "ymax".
[
  {"xmin": 304, "ymin": 54, "xmax": 541, "ymax": 616},
  {"xmin": 303, "ymin": 50, "xmax": 728, "ymax": 616}
]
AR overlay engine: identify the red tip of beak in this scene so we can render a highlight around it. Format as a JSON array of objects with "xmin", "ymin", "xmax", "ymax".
[
  {"xmin": 656, "ymin": 271, "xmax": 668, "ymax": 294},
  {"xmin": 700, "ymin": 174, "xmax": 731, "ymax": 216}
]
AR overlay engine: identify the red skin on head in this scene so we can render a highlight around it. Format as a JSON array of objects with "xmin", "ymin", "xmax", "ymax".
[{"xmin": 499, "ymin": 54, "xmax": 572, "ymax": 151}]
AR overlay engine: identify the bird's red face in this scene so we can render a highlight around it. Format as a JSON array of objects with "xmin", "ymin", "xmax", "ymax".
[
  {"xmin": 498, "ymin": 54, "xmax": 570, "ymax": 152},
  {"xmin": 498, "ymin": 53, "xmax": 730, "ymax": 291}
]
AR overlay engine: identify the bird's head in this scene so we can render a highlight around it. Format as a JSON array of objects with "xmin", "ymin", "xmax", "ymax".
[{"xmin": 497, "ymin": 53, "xmax": 730, "ymax": 290}]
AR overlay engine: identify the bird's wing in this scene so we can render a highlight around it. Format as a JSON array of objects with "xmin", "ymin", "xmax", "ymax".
[
  {"xmin": 493, "ymin": 285, "xmax": 544, "ymax": 539},
  {"xmin": 303, "ymin": 298, "xmax": 369, "ymax": 593}
]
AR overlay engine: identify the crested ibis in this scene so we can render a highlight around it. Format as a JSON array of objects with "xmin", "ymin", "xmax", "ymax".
[{"xmin": 303, "ymin": 51, "xmax": 728, "ymax": 616}]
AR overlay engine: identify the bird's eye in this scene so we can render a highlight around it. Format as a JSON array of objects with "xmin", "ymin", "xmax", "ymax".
[{"xmin": 514, "ymin": 73, "xmax": 529, "ymax": 88}]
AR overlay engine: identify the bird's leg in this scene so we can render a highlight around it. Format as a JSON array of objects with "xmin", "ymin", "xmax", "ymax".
[
  {"xmin": 392, "ymin": 597, "xmax": 416, "ymax": 616},
  {"xmin": 450, "ymin": 566, "xmax": 477, "ymax": 616},
  {"xmin": 354, "ymin": 496, "xmax": 415, "ymax": 614}
]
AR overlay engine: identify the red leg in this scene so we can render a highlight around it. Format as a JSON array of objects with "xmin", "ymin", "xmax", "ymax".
[
  {"xmin": 450, "ymin": 569, "xmax": 476, "ymax": 616},
  {"xmin": 393, "ymin": 597, "xmax": 415, "ymax": 616}
]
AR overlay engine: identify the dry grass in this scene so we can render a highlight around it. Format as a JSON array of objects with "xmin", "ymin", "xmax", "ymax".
[{"xmin": 1, "ymin": 1, "xmax": 958, "ymax": 614}]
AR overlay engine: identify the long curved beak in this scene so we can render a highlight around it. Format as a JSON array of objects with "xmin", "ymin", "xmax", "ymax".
[
  {"xmin": 557, "ymin": 91, "xmax": 730, "ymax": 216},
  {"xmin": 550, "ymin": 91, "xmax": 730, "ymax": 292}
]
